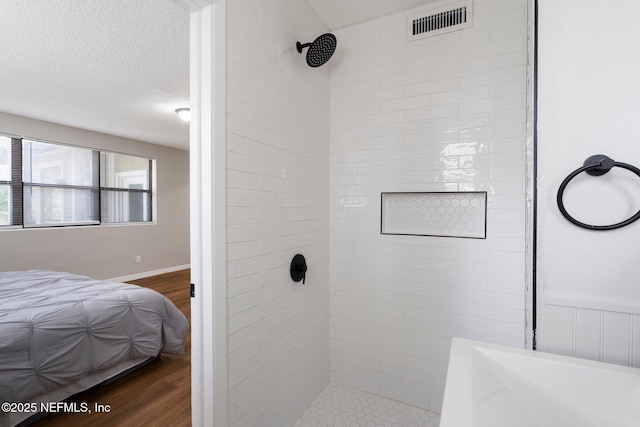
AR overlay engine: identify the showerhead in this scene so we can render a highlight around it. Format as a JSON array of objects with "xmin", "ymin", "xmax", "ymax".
[{"xmin": 296, "ymin": 33, "xmax": 337, "ymax": 68}]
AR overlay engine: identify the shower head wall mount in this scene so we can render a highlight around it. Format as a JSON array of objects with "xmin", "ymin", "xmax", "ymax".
[{"xmin": 296, "ymin": 33, "xmax": 337, "ymax": 67}]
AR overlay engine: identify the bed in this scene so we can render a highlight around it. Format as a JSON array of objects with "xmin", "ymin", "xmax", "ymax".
[{"xmin": 0, "ymin": 270, "xmax": 189, "ymax": 427}]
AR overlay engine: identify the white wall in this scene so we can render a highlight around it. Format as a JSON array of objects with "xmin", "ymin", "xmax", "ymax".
[
  {"xmin": 329, "ymin": 0, "xmax": 529, "ymax": 412},
  {"xmin": 225, "ymin": 0, "xmax": 330, "ymax": 425},
  {"xmin": 537, "ymin": 0, "xmax": 640, "ymax": 363},
  {"xmin": 0, "ymin": 112, "xmax": 190, "ymax": 279}
]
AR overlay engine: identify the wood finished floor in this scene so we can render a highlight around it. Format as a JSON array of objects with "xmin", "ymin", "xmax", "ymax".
[{"xmin": 31, "ymin": 269, "xmax": 191, "ymax": 427}]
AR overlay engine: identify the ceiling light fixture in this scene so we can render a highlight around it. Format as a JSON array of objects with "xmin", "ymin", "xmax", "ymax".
[{"xmin": 175, "ymin": 108, "xmax": 191, "ymax": 122}]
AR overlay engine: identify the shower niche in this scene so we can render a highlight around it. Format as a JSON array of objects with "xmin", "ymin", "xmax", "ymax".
[{"xmin": 381, "ymin": 192, "xmax": 487, "ymax": 239}]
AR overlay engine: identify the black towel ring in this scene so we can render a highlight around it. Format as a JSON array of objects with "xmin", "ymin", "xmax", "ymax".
[{"xmin": 557, "ymin": 154, "xmax": 640, "ymax": 230}]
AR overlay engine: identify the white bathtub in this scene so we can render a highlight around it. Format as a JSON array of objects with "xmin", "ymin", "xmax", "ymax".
[{"xmin": 441, "ymin": 338, "xmax": 640, "ymax": 427}]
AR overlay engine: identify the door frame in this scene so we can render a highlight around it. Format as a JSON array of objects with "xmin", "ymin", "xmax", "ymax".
[{"xmin": 179, "ymin": 0, "xmax": 229, "ymax": 425}]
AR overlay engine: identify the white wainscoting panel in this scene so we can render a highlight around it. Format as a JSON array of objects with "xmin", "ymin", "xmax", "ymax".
[{"xmin": 540, "ymin": 294, "xmax": 640, "ymax": 368}]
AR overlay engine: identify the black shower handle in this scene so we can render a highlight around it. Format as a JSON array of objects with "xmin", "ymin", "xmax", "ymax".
[
  {"xmin": 290, "ymin": 254, "xmax": 307, "ymax": 284},
  {"xmin": 295, "ymin": 263, "xmax": 307, "ymax": 285}
]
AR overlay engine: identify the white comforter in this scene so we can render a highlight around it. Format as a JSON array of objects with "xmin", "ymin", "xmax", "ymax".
[{"xmin": 0, "ymin": 270, "xmax": 189, "ymax": 404}]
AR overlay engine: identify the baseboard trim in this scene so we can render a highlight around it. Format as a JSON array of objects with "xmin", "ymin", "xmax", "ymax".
[{"xmin": 108, "ymin": 264, "xmax": 190, "ymax": 283}]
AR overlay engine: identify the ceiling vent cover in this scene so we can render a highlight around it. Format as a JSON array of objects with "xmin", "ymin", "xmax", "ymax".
[{"xmin": 408, "ymin": 1, "xmax": 473, "ymax": 41}]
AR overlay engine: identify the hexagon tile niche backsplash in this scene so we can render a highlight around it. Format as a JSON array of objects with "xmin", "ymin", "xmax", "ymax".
[{"xmin": 381, "ymin": 192, "xmax": 487, "ymax": 239}]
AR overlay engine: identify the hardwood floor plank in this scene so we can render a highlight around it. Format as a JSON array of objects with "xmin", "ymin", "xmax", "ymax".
[{"xmin": 30, "ymin": 270, "xmax": 191, "ymax": 427}]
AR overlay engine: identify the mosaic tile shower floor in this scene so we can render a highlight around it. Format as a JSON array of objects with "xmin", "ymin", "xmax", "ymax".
[{"xmin": 294, "ymin": 383, "xmax": 440, "ymax": 427}]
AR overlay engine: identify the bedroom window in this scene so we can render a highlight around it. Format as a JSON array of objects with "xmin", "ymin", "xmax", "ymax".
[
  {"xmin": 0, "ymin": 136, "xmax": 11, "ymax": 226},
  {"xmin": 0, "ymin": 133, "xmax": 154, "ymax": 229},
  {"xmin": 0, "ymin": 136, "xmax": 22, "ymax": 227},
  {"xmin": 100, "ymin": 152, "xmax": 152, "ymax": 223},
  {"xmin": 23, "ymin": 139, "xmax": 99, "ymax": 227}
]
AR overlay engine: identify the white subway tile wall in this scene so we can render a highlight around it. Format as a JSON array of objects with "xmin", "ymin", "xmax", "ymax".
[
  {"xmin": 329, "ymin": 0, "xmax": 528, "ymax": 413},
  {"xmin": 227, "ymin": 0, "xmax": 330, "ymax": 426}
]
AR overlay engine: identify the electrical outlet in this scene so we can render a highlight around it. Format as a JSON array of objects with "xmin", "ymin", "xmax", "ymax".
[{"xmin": 135, "ymin": 255, "xmax": 142, "ymax": 263}]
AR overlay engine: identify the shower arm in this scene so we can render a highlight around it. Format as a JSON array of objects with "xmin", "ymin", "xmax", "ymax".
[{"xmin": 296, "ymin": 42, "xmax": 312, "ymax": 53}]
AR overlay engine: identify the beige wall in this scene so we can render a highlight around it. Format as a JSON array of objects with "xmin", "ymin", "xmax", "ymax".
[{"xmin": 0, "ymin": 112, "xmax": 189, "ymax": 279}]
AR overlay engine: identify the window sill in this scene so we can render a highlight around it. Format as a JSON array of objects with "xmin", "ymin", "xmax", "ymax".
[{"xmin": 0, "ymin": 222, "xmax": 157, "ymax": 231}]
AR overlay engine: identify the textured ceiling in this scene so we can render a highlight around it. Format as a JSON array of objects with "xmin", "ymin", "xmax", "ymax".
[
  {"xmin": 0, "ymin": 0, "xmax": 435, "ymax": 151},
  {"xmin": 306, "ymin": 0, "xmax": 434, "ymax": 30},
  {"xmin": 0, "ymin": 0, "xmax": 190, "ymax": 149}
]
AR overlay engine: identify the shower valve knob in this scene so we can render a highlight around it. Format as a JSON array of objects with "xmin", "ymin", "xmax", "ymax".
[{"xmin": 290, "ymin": 254, "xmax": 307, "ymax": 284}]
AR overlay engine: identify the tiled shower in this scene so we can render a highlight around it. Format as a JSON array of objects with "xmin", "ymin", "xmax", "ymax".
[
  {"xmin": 225, "ymin": 0, "xmax": 528, "ymax": 425},
  {"xmin": 329, "ymin": 0, "xmax": 527, "ymax": 413}
]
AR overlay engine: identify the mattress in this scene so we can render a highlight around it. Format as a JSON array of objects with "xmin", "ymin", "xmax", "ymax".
[{"xmin": 0, "ymin": 270, "xmax": 189, "ymax": 425}]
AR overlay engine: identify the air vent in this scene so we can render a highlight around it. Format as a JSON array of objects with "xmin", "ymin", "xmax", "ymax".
[{"xmin": 408, "ymin": 1, "xmax": 473, "ymax": 41}]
